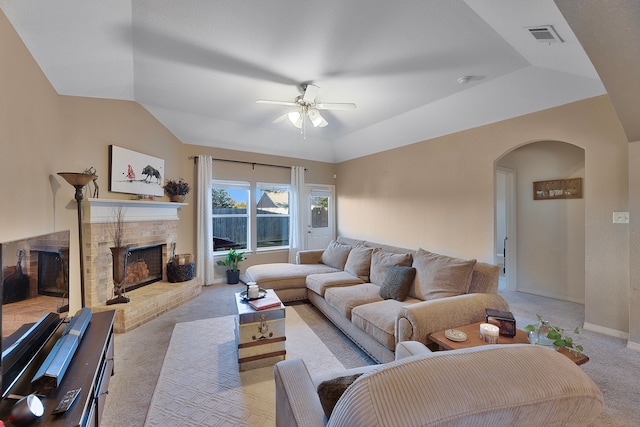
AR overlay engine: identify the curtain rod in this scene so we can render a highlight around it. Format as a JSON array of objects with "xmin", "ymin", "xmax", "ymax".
[{"xmin": 189, "ymin": 156, "xmax": 305, "ymax": 171}]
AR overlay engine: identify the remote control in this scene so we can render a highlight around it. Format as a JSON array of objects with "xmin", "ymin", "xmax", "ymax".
[{"xmin": 52, "ymin": 388, "xmax": 81, "ymax": 415}]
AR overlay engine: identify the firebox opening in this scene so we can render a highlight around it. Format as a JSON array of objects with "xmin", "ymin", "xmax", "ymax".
[
  {"xmin": 122, "ymin": 245, "xmax": 163, "ymax": 292},
  {"xmin": 37, "ymin": 250, "xmax": 68, "ymax": 298},
  {"xmin": 3, "ymin": 248, "xmax": 70, "ymax": 305}
]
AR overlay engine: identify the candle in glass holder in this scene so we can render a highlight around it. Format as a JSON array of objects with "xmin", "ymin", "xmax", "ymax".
[
  {"xmin": 480, "ymin": 323, "xmax": 499, "ymax": 344},
  {"xmin": 248, "ymin": 284, "xmax": 259, "ymax": 299}
]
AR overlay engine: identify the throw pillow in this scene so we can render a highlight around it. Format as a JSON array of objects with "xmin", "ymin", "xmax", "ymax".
[
  {"xmin": 321, "ymin": 240, "xmax": 352, "ymax": 270},
  {"xmin": 379, "ymin": 266, "xmax": 416, "ymax": 301},
  {"xmin": 317, "ymin": 373, "xmax": 363, "ymax": 419},
  {"xmin": 344, "ymin": 245, "xmax": 374, "ymax": 281},
  {"xmin": 410, "ymin": 248, "xmax": 476, "ymax": 300},
  {"xmin": 369, "ymin": 250, "xmax": 413, "ymax": 286}
]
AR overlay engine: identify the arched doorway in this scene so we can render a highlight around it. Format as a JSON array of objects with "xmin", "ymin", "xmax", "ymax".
[{"xmin": 495, "ymin": 140, "xmax": 586, "ymax": 303}]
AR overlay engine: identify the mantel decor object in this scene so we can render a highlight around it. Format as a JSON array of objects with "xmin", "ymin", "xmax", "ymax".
[
  {"xmin": 109, "ymin": 145, "xmax": 164, "ymax": 197},
  {"xmin": 163, "ymin": 178, "xmax": 191, "ymax": 202},
  {"xmin": 58, "ymin": 172, "xmax": 96, "ymax": 308}
]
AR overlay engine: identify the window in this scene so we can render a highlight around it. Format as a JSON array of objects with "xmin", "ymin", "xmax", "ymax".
[
  {"xmin": 310, "ymin": 189, "xmax": 330, "ymax": 230},
  {"xmin": 212, "ymin": 181, "xmax": 249, "ymax": 252},
  {"xmin": 256, "ymin": 183, "xmax": 290, "ymax": 250}
]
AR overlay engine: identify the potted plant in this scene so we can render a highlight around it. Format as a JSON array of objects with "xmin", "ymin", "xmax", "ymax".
[
  {"xmin": 163, "ymin": 178, "xmax": 191, "ymax": 202},
  {"xmin": 524, "ymin": 314, "xmax": 584, "ymax": 355},
  {"xmin": 216, "ymin": 249, "xmax": 246, "ymax": 284}
]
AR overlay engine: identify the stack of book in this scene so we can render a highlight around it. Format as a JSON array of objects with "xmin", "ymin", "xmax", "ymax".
[{"xmin": 249, "ymin": 297, "xmax": 281, "ymax": 311}]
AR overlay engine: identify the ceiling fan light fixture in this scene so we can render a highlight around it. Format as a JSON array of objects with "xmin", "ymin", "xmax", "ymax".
[
  {"xmin": 317, "ymin": 116, "xmax": 328, "ymax": 128},
  {"xmin": 288, "ymin": 110, "xmax": 302, "ymax": 128},
  {"xmin": 258, "ymin": 84, "xmax": 354, "ymax": 136},
  {"xmin": 308, "ymin": 108, "xmax": 327, "ymax": 127}
]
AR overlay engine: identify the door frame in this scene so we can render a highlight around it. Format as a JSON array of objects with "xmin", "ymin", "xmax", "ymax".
[{"xmin": 496, "ymin": 167, "xmax": 517, "ymax": 291}]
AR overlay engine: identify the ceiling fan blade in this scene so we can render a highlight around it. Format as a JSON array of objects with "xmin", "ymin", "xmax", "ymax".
[
  {"xmin": 316, "ymin": 102, "xmax": 357, "ymax": 110},
  {"xmin": 272, "ymin": 112, "xmax": 290, "ymax": 123},
  {"xmin": 256, "ymin": 99, "xmax": 297, "ymax": 107},
  {"xmin": 302, "ymin": 84, "xmax": 320, "ymax": 103}
]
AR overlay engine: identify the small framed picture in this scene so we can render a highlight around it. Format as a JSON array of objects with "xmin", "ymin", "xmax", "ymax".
[
  {"xmin": 533, "ymin": 178, "xmax": 582, "ymax": 200},
  {"xmin": 109, "ymin": 145, "xmax": 165, "ymax": 197}
]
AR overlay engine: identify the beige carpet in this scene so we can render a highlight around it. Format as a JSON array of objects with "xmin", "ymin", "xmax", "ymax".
[{"xmin": 144, "ymin": 306, "xmax": 344, "ymax": 426}]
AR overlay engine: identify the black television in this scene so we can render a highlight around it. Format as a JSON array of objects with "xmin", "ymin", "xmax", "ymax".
[{"xmin": 0, "ymin": 230, "xmax": 69, "ymax": 398}]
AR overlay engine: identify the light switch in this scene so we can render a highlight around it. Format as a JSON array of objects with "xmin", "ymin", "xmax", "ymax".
[{"xmin": 613, "ymin": 212, "xmax": 629, "ymax": 223}]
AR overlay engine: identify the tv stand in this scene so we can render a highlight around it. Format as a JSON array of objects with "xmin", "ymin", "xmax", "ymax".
[{"xmin": 0, "ymin": 310, "xmax": 115, "ymax": 426}]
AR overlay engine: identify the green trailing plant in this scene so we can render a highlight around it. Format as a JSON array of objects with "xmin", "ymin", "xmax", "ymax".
[
  {"xmin": 524, "ymin": 314, "xmax": 584, "ymax": 354},
  {"xmin": 216, "ymin": 249, "xmax": 245, "ymax": 272},
  {"xmin": 163, "ymin": 178, "xmax": 191, "ymax": 196}
]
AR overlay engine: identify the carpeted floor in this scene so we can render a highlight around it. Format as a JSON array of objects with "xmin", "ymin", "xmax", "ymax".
[
  {"xmin": 102, "ymin": 282, "xmax": 639, "ymax": 427},
  {"xmin": 144, "ymin": 307, "xmax": 344, "ymax": 426},
  {"xmin": 101, "ymin": 283, "xmax": 374, "ymax": 427},
  {"xmin": 500, "ymin": 289, "xmax": 640, "ymax": 427}
]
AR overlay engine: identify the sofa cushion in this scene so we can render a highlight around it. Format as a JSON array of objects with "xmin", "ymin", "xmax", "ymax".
[
  {"xmin": 410, "ymin": 249, "xmax": 477, "ymax": 300},
  {"xmin": 306, "ymin": 271, "xmax": 365, "ymax": 297},
  {"xmin": 245, "ymin": 263, "xmax": 339, "ymax": 290},
  {"xmin": 324, "ymin": 284, "xmax": 383, "ymax": 319},
  {"xmin": 369, "ymin": 250, "xmax": 413, "ymax": 286},
  {"xmin": 468, "ymin": 262, "xmax": 500, "ymax": 294},
  {"xmin": 351, "ymin": 299, "xmax": 420, "ymax": 350},
  {"xmin": 344, "ymin": 245, "xmax": 374, "ymax": 281},
  {"xmin": 379, "ymin": 266, "xmax": 416, "ymax": 301},
  {"xmin": 321, "ymin": 240, "xmax": 352, "ymax": 270},
  {"xmin": 317, "ymin": 373, "xmax": 363, "ymax": 419}
]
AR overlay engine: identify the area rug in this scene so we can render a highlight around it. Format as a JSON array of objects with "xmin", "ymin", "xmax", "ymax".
[{"xmin": 144, "ymin": 306, "xmax": 345, "ymax": 426}]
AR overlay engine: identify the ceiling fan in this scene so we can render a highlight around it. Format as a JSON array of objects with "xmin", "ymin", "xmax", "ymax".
[{"xmin": 256, "ymin": 84, "xmax": 356, "ymax": 139}]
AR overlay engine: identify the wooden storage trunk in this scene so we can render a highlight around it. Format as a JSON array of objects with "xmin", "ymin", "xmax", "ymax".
[{"xmin": 234, "ymin": 289, "xmax": 286, "ymax": 371}]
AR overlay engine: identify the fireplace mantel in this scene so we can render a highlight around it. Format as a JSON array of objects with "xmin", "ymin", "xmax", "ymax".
[{"xmin": 84, "ymin": 198, "xmax": 187, "ymax": 223}]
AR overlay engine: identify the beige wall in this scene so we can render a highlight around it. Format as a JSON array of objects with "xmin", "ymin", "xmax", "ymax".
[
  {"xmin": 498, "ymin": 141, "xmax": 585, "ymax": 303},
  {"xmin": 337, "ymin": 95, "xmax": 630, "ymax": 335}
]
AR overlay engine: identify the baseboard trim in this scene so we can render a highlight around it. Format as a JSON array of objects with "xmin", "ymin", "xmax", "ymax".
[
  {"xmin": 627, "ymin": 341, "xmax": 640, "ymax": 352},
  {"xmin": 583, "ymin": 322, "xmax": 628, "ymax": 340},
  {"xmin": 515, "ymin": 287, "xmax": 585, "ymax": 305}
]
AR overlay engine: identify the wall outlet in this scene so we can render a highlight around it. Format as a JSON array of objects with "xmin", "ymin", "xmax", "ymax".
[{"xmin": 613, "ymin": 212, "xmax": 629, "ymax": 223}]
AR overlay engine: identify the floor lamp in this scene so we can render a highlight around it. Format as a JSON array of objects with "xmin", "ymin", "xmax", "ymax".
[{"xmin": 58, "ymin": 172, "xmax": 96, "ymax": 308}]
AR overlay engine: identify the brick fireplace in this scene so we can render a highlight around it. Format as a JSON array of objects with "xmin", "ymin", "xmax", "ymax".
[{"xmin": 83, "ymin": 199, "xmax": 202, "ymax": 332}]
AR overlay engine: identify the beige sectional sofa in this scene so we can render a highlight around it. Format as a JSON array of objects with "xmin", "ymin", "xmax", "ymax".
[
  {"xmin": 246, "ymin": 237, "xmax": 509, "ymax": 363},
  {"xmin": 274, "ymin": 343, "xmax": 604, "ymax": 427}
]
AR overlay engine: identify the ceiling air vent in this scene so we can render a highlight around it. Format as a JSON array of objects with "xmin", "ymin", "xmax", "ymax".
[{"xmin": 527, "ymin": 25, "xmax": 563, "ymax": 43}]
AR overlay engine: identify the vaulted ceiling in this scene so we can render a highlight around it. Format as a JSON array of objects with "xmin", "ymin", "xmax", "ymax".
[
  {"xmin": 1, "ymin": 0, "xmax": 615, "ymax": 162},
  {"xmin": 555, "ymin": 0, "xmax": 640, "ymax": 143}
]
